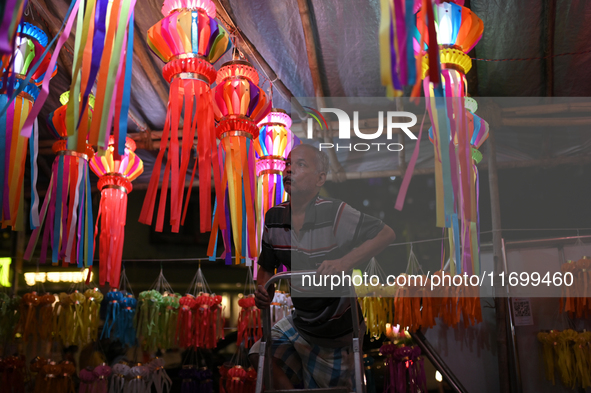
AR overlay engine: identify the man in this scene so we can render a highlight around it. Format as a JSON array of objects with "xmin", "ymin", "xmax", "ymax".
[{"xmin": 254, "ymin": 144, "xmax": 396, "ymax": 390}]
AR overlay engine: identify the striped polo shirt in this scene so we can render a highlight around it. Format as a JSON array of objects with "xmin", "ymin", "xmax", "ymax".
[{"xmin": 260, "ymin": 195, "xmax": 384, "ymax": 345}]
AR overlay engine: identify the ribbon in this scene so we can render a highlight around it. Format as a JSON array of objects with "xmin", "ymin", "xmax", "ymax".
[{"xmin": 395, "ymin": 107, "xmax": 426, "ymax": 211}]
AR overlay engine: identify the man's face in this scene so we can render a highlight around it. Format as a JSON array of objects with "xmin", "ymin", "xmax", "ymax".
[{"xmin": 283, "ymin": 146, "xmax": 324, "ymax": 196}]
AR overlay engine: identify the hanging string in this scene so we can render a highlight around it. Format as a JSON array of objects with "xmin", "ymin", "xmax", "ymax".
[{"xmin": 472, "ymin": 48, "xmax": 591, "ymax": 62}]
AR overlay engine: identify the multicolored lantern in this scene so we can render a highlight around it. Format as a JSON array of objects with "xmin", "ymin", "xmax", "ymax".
[
  {"xmin": 1, "ymin": 22, "xmax": 56, "ymax": 230},
  {"xmin": 416, "ymin": 0, "xmax": 485, "ymax": 276},
  {"xmin": 24, "ymin": 91, "xmax": 95, "ymax": 267},
  {"xmin": 90, "ymin": 136, "xmax": 143, "ymax": 287},
  {"xmin": 254, "ymin": 109, "xmax": 298, "ymax": 255},
  {"xmin": 140, "ymin": 0, "xmax": 231, "ymax": 234},
  {"xmin": 207, "ymin": 60, "xmax": 272, "ymax": 264}
]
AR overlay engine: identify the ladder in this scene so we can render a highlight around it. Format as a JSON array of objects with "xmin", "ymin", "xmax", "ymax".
[{"xmin": 254, "ymin": 271, "xmax": 365, "ymax": 393}]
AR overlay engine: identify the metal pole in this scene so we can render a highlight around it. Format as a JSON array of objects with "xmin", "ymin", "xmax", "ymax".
[
  {"xmin": 502, "ymin": 239, "xmax": 522, "ymax": 393},
  {"xmin": 487, "ymin": 118, "xmax": 513, "ymax": 393},
  {"xmin": 410, "ymin": 331, "xmax": 467, "ymax": 393}
]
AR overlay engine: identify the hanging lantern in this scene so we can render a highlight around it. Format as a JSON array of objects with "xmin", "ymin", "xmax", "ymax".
[
  {"xmin": 140, "ymin": 0, "xmax": 232, "ymax": 234},
  {"xmin": 1, "ymin": 22, "xmax": 56, "ymax": 230},
  {"xmin": 208, "ymin": 60, "xmax": 272, "ymax": 264},
  {"xmin": 24, "ymin": 91, "xmax": 95, "ymax": 268},
  {"xmin": 89, "ymin": 136, "xmax": 143, "ymax": 287},
  {"xmin": 415, "ymin": 0, "xmax": 485, "ymax": 277},
  {"xmin": 254, "ymin": 109, "xmax": 298, "ymax": 256}
]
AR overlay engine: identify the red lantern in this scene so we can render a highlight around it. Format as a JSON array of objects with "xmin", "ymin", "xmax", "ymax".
[{"xmin": 90, "ymin": 137, "xmax": 143, "ymax": 287}]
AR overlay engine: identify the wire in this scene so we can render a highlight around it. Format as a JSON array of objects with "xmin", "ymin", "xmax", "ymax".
[
  {"xmin": 386, "ymin": 227, "xmax": 591, "ymax": 247},
  {"xmin": 472, "ymin": 48, "xmax": 591, "ymax": 62}
]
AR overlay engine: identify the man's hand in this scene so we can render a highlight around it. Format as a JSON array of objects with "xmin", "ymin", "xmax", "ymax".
[
  {"xmin": 255, "ymin": 284, "xmax": 272, "ymax": 309},
  {"xmin": 316, "ymin": 259, "xmax": 347, "ymax": 276}
]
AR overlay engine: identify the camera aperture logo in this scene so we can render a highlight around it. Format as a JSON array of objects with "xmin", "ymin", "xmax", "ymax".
[{"xmin": 305, "ymin": 107, "xmax": 418, "ymax": 152}]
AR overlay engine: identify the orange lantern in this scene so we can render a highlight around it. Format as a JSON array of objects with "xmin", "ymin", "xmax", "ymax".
[
  {"xmin": 208, "ymin": 60, "xmax": 271, "ymax": 264},
  {"xmin": 140, "ymin": 0, "xmax": 231, "ymax": 234}
]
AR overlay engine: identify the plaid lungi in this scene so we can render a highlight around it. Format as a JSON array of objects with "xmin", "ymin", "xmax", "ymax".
[{"xmin": 269, "ymin": 316, "xmax": 356, "ymax": 391}]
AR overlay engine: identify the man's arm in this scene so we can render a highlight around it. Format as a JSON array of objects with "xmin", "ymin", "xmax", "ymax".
[
  {"xmin": 317, "ymin": 224, "xmax": 396, "ymax": 275},
  {"xmin": 254, "ymin": 264, "xmax": 276, "ymax": 309}
]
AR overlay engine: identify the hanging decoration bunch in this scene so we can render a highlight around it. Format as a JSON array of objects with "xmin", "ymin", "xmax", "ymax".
[
  {"xmin": 52, "ymin": 284, "xmax": 103, "ymax": 348},
  {"xmin": 0, "ymin": 355, "xmax": 26, "ymax": 393},
  {"xmin": 354, "ymin": 258, "xmax": 395, "ymax": 338},
  {"xmin": 560, "ymin": 257, "xmax": 591, "ymax": 318},
  {"xmin": 141, "ymin": 0, "xmax": 231, "ymax": 234},
  {"xmin": 219, "ymin": 346, "xmax": 257, "ymax": 393},
  {"xmin": 79, "ymin": 364, "xmax": 111, "ymax": 393},
  {"xmin": 180, "ymin": 365, "xmax": 214, "ymax": 393},
  {"xmin": 90, "ymin": 136, "xmax": 143, "ymax": 287},
  {"xmin": 177, "ymin": 266, "xmax": 224, "ymax": 350},
  {"xmin": 0, "ymin": 293, "xmax": 20, "ymax": 345},
  {"xmin": 15, "ymin": 290, "xmax": 55, "ymax": 348},
  {"xmin": 254, "ymin": 109, "xmax": 299, "ymax": 257},
  {"xmin": 24, "ymin": 91, "xmax": 95, "ymax": 267},
  {"xmin": 1, "ymin": 22, "xmax": 56, "ymax": 230},
  {"xmin": 538, "ymin": 329, "xmax": 591, "ymax": 389},
  {"xmin": 269, "ymin": 280, "xmax": 293, "ymax": 326},
  {"xmin": 136, "ymin": 269, "xmax": 181, "ymax": 352},
  {"xmin": 415, "ymin": 0, "xmax": 487, "ymax": 278},
  {"xmin": 147, "ymin": 358, "xmax": 173, "ymax": 393},
  {"xmin": 380, "ymin": 342, "xmax": 426, "ymax": 393},
  {"xmin": 236, "ymin": 267, "xmax": 261, "ymax": 349},
  {"xmin": 379, "ymin": 0, "xmax": 420, "ymax": 97},
  {"xmin": 31, "ymin": 360, "xmax": 76, "ymax": 393},
  {"xmin": 208, "ymin": 59, "xmax": 272, "ymax": 265},
  {"xmin": 101, "ymin": 269, "xmax": 137, "ymax": 347}
]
